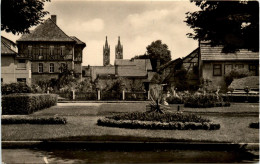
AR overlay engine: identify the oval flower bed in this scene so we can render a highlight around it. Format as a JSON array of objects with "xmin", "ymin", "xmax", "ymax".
[{"xmin": 97, "ymin": 112, "xmax": 220, "ymax": 130}]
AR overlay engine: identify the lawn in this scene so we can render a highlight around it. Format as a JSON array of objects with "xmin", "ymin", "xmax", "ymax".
[{"xmin": 2, "ymin": 102, "xmax": 259, "ymax": 143}]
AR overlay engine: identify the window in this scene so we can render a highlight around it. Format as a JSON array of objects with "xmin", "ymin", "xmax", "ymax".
[
  {"xmin": 49, "ymin": 46, "xmax": 54, "ymax": 58},
  {"xmin": 213, "ymin": 64, "xmax": 222, "ymax": 76},
  {"xmin": 60, "ymin": 63, "xmax": 66, "ymax": 72},
  {"xmin": 17, "ymin": 59, "xmax": 26, "ymax": 69},
  {"xmin": 38, "ymin": 63, "xmax": 43, "ymax": 73},
  {"xmin": 82, "ymin": 70, "xmax": 86, "ymax": 76},
  {"xmin": 224, "ymin": 64, "xmax": 233, "ymax": 75},
  {"xmin": 28, "ymin": 45, "xmax": 32, "ymax": 56},
  {"xmin": 60, "ymin": 46, "xmax": 65, "ymax": 57},
  {"xmin": 17, "ymin": 78, "xmax": 26, "ymax": 83},
  {"xmin": 50, "ymin": 63, "xmax": 54, "ymax": 73},
  {"xmin": 1, "ymin": 78, "xmax": 3, "ymax": 83},
  {"xmin": 235, "ymin": 64, "xmax": 244, "ymax": 69},
  {"xmin": 39, "ymin": 46, "xmax": 43, "ymax": 59},
  {"xmin": 249, "ymin": 64, "xmax": 258, "ymax": 76}
]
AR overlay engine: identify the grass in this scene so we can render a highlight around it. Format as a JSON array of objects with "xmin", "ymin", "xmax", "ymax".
[{"xmin": 1, "ymin": 102, "xmax": 259, "ymax": 143}]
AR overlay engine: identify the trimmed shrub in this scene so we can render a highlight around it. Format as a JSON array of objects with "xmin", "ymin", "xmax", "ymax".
[
  {"xmin": 1, "ymin": 83, "xmax": 33, "ymax": 95},
  {"xmin": 184, "ymin": 93, "xmax": 230, "ymax": 108},
  {"xmin": 249, "ymin": 122, "xmax": 259, "ymax": 129},
  {"xmin": 2, "ymin": 94, "xmax": 57, "ymax": 115},
  {"xmin": 166, "ymin": 96, "xmax": 184, "ymax": 104},
  {"xmin": 2, "ymin": 116, "xmax": 67, "ymax": 124}
]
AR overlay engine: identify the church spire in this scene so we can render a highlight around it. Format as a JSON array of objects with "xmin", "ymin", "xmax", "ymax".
[
  {"xmin": 103, "ymin": 36, "xmax": 110, "ymax": 66},
  {"xmin": 115, "ymin": 36, "xmax": 123, "ymax": 59}
]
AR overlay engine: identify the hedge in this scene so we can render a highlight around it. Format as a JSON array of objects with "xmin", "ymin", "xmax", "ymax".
[
  {"xmin": 2, "ymin": 116, "xmax": 67, "ymax": 124},
  {"xmin": 2, "ymin": 94, "xmax": 58, "ymax": 115},
  {"xmin": 184, "ymin": 94, "xmax": 230, "ymax": 108},
  {"xmin": 166, "ymin": 96, "xmax": 184, "ymax": 104},
  {"xmin": 97, "ymin": 118, "xmax": 220, "ymax": 130}
]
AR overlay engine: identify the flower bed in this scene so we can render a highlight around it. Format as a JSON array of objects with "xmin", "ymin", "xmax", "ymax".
[
  {"xmin": 97, "ymin": 112, "xmax": 220, "ymax": 130},
  {"xmin": 2, "ymin": 116, "xmax": 67, "ymax": 124}
]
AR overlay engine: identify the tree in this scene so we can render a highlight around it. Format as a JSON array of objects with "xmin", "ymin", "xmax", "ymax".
[
  {"xmin": 1, "ymin": 0, "xmax": 50, "ymax": 34},
  {"xmin": 185, "ymin": 1, "xmax": 259, "ymax": 52},
  {"xmin": 132, "ymin": 40, "xmax": 172, "ymax": 71}
]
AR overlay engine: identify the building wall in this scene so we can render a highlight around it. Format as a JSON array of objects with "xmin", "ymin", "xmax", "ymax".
[
  {"xmin": 18, "ymin": 42, "xmax": 83, "ymax": 83},
  {"xmin": 1, "ymin": 56, "xmax": 31, "ymax": 85},
  {"xmin": 202, "ymin": 61, "xmax": 259, "ymax": 88}
]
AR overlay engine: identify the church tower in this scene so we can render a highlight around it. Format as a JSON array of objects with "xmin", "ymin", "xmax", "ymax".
[
  {"xmin": 115, "ymin": 36, "xmax": 123, "ymax": 59},
  {"xmin": 103, "ymin": 36, "xmax": 110, "ymax": 66}
]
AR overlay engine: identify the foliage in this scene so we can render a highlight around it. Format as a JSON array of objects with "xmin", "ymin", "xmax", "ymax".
[
  {"xmin": 132, "ymin": 40, "xmax": 171, "ymax": 71},
  {"xmin": 1, "ymin": 82, "xmax": 33, "ymax": 95},
  {"xmin": 166, "ymin": 96, "xmax": 184, "ymax": 104},
  {"xmin": 108, "ymin": 112, "xmax": 210, "ymax": 123},
  {"xmin": 2, "ymin": 94, "xmax": 57, "ymax": 115},
  {"xmin": 98, "ymin": 112, "xmax": 220, "ymax": 130},
  {"xmin": 75, "ymin": 79, "xmax": 95, "ymax": 92},
  {"xmin": 1, "ymin": 0, "xmax": 50, "ymax": 34},
  {"xmin": 149, "ymin": 84, "xmax": 164, "ymax": 113},
  {"xmin": 184, "ymin": 93, "xmax": 230, "ymax": 108},
  {"xmin": 2, "ymin": 116, "xmax": 67, "ymax": 124},
  {"xmin": 185, "ymin": 1, "xmax": 259, "ymax": 52},
  {"xmin": 222, "ymin": 95, "xmax": 259, "ymax": 103},
  {"xmin": 224, "ymin": 68, "xmax": 251, "ymax": 87},
  {"xmin": 97, "ymin": 118, "xmax": 220, "ymax": 130},
  {"xmin": 173, "ymin": 67, "xmax": 200, "ymax": 91}
]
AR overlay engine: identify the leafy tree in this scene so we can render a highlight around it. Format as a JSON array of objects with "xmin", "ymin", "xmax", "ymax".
[
  {"xmin": 132, "ymin": 40, "xmax": 172, "ymax": 71},
  {"xmin": 2, "ymin": 0, "xmax": 50, "ymax": 34},
  {"xmin": 185, "ymin": 1, "xmax": 259, "ymax": 52}
]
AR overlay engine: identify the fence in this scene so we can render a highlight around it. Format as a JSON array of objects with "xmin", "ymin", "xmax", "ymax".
[{"xmin": 56, "ymin": 90, "xmax": 149, "ymax": 101}]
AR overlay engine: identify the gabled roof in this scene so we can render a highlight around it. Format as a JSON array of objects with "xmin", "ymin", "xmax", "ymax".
[
  {"xmin": 1, "ymin": 40, "xmax": 17, "ymax": 55},
  {"xmin": 158, "ymin": 58, "xmax": 182, "ymax": 73},
  {"xmin": 70, "ymin": 36, "xmax": 86, "ymax": 47},
  {"xmin": 200, "ymin": 41, "xmax": 259, "ymax": 61},
  {"xmin": 17, "ymin": 18, "xmax": 75, "ymax": 42}
]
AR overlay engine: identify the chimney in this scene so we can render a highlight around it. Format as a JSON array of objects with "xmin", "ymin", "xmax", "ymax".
[{"xmin": 51, "ymin": 15, "xmax": 57, "ymax": 24}]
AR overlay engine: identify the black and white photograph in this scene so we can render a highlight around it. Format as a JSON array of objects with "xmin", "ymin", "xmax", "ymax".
[{"xmin": 1, "ymin": 0, "xmax": 259, "ymax": 163}]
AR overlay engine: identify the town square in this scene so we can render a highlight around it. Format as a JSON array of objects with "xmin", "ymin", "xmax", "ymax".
[{"xmin": 1, "ymin": 0, "xmax": 259, "ymax": 163}]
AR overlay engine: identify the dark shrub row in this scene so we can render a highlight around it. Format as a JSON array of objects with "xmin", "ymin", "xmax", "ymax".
[
  {"xmin": 2, "ymin": 94, "xmax": 57, "ymax": 115},
  {"xmin": 2, "ymin": 116, "xmax": 67, "ymax": 124},
  {"xmin": 249, "ymin": 122, "xmax": 259, "ymax": 129},
  {"xmin": 166, "ymin": 96, "xmax": 184, "ymax": 104},
  {"xmin": 97, "ymin": 118, "xmax": 220, "ymax": 130},
  {"xmin": 222, "ymin": 95, "xmax": 259, "ymax": 103},
  {"xmin": 184, "ymin": 94, "xmax": 230, "ymax": 108},
  {"xmin": 2, "ymin": 83, "xmax": 32, "ymax": 95},
  {"xmin": 108, "ymin": 112, "xmax": 210, "ymax": 123}
]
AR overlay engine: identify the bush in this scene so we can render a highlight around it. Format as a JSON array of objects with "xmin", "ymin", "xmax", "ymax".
[
  {"xmin": 184, "ymin": 93, "xmax": 230, "ymax": 108},
  {"xmin": 108, "ymin": 112, "xmax": 210, "ymax": 123},
  {"xmin": 249, "ymin": 122, "xmax": 259, "ymax": 129},
  {"xmin": 97, "ymin": 117, "xmax": 220, "ymax": 130},
  {"xmin": 224, "ymin": 68, "xmax": 251, "ymax": 87},
  {"xmin": 2, "ymin": 94, "xmax": 57, "ymax": 115},
  {"xmin": 166, "ymin": 96, "xmax": 184, "ymax": 104},
  {"xmin": 1, "ymin": 83, "xmax": 33, "ymax": 95},
  {"xmin": 2, "ymin": 116, "xmax": 67, "ymax": 124}
]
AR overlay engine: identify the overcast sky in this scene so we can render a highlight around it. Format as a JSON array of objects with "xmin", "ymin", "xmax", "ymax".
[{"xmin": 2, "ymin": 0, "xmax": 200, "ymax": 66}]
